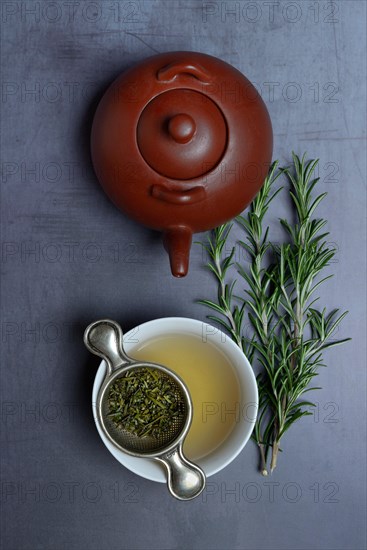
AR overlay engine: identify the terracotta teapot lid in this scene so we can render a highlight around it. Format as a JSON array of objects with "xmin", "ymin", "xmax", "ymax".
[{"xmin": 137, "ymin": 89, "xmax": 227, "ymax": 180}]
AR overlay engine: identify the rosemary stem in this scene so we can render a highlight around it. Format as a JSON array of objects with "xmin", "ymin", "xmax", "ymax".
[
  {"xmin": 270, "ymin": 439, "xmax": 280, "ymax": 473},
  {"xmin": 259, "ymin": 443, "xmax": 268, "ymax": 476}
]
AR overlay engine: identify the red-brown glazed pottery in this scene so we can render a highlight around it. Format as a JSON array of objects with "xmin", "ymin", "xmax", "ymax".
[{"xmin": 91, "ymin": 51, "xmax": 273, "ymax": 277}]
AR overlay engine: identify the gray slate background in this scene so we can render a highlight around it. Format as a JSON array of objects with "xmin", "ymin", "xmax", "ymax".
[{"xmin": 1, "ymin": 1, "xmax": 366, "ymax": 549}]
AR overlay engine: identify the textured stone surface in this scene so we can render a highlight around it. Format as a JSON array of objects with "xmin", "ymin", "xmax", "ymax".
[{"xmin": 1, "ymin": 1, "xmax": 366, "ymax": 549}]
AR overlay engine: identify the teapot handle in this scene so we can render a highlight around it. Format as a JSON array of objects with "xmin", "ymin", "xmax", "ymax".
[
  {"xmin": 163, "ymin": 226, "xmax": 192, "ymax": 278},
  {"xmin": 151, "ymin": 184, "xmax": 205, "ymax": 205},
  {"xmin": 157, "ymin": 61, "xmax": 212, "ymax": 83}
]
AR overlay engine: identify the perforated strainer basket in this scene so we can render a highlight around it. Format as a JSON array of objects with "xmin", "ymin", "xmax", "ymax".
[{"xmin": 84, "ymin": 319, "xmax": 206, "ymax": 500}]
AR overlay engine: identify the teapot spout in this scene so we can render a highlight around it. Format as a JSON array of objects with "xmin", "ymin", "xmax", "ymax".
[{"xmin": 163, "ymin": 226, "xmax": 192, "ymax": 278}]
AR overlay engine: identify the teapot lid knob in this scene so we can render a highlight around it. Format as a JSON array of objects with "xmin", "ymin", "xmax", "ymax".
[{"xmin": 168, "ymin": 113, "xmax": 196, "ymax": 144}]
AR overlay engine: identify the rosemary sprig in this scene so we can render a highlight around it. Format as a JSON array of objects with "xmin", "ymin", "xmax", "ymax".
[
  {"xmin": 198, "ymin": 223, "xmax": 244, "ymax": 350},
  {"xmin": 199, "ymin": 153, "xmax": 350, "ymax": 475}
]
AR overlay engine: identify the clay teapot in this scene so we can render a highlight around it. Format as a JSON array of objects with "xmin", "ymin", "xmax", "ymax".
[{"xmin": 91, "ymin": 51, "xmax": 272, "ymax": 277}]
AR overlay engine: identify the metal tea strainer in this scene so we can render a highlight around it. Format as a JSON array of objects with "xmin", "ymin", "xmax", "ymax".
[{"xmin": 84, "ymin": 319, "xmax": 206, "ymax": 500}]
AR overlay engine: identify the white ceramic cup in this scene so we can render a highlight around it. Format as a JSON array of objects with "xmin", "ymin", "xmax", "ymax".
[{"xmin": 92, "ymin": 317, "xmax": 258, "ymax": 482}]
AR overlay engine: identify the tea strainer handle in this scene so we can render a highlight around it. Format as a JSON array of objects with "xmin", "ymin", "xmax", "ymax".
[
  {"xmin": 158, "ymin": 445, "xmax": 206, "ymax": 501},
  {"xmin": 84, "ymin": 319, "xmax": 132, "ymax": 375}
]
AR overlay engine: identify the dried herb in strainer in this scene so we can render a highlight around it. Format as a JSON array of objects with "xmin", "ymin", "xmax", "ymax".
[{"xmin": 107, "ymin": 368, "xmax": 181, "ymax": 439}]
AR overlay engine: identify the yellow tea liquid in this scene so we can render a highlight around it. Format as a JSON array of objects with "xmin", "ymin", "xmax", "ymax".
[{"xmin": 130, "ymin": 334, "xmax": 240, "ymax": 460}]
